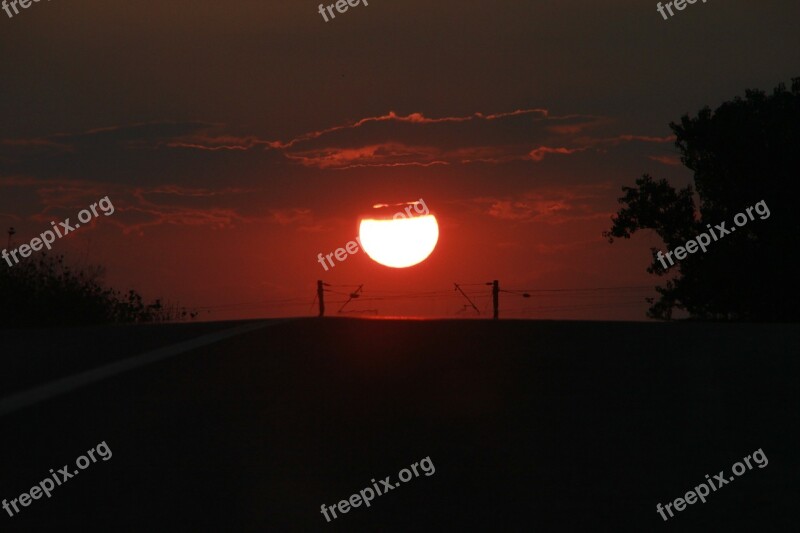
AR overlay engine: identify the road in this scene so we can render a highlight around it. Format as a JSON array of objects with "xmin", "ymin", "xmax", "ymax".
[{"xmin": 0, "ymin": 318, "xmax": 798, "ymax": 531}]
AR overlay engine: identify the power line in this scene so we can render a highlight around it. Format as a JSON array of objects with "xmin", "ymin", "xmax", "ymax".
[
  {"xmin": 510, "ymin": 285, "xmax": 653, "ymax": 293},
  {"xmin": 185, "ymin": 281, "xmax": 656, "ymax": 319}
]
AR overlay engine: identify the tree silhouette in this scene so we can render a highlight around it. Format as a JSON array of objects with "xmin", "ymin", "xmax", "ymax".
[{"xmin": 605, "ymin": 78, "xmax": 800, "ymax": 321}]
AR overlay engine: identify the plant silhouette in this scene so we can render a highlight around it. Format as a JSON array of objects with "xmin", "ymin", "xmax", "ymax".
[
  {"xmin": 0, "ymin": 253, "xmax": 193, "ymax": 328},
  {"xmin": 604, "ymin": 78, "xmax": 800, "ymax": 320}
]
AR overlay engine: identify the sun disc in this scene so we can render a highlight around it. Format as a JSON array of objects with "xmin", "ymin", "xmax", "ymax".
[{"xmin": 358, "ymin": 215, "xmax": 439, "ymax": 268}]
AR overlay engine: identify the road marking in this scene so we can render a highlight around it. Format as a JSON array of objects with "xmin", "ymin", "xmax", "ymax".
[{"xmin": 0, "ymin": 320, "xmax": 275, "ymax": 417}]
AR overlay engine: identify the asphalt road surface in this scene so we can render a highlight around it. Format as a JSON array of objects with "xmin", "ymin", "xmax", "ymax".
[{"xmin": 0, "ymin": 318, "xmax": 798, "ymax": 532}]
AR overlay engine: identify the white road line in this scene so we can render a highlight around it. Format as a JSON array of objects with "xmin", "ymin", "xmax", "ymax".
[{"xmin": 0, "ymin": 320, "xmax": 275, "ymax": 417}]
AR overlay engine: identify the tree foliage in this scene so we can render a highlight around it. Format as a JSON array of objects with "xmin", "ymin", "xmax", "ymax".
[{"xmin": 605, "ymin": 78, "xmax": 800, "ymax": 320}]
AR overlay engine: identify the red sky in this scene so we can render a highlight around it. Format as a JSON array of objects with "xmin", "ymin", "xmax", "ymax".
[{"xmin": 1, "ymin": 0, "xmax": 797, "ymax": 320}]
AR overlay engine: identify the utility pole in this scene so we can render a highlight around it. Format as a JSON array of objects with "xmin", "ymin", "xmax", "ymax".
[
  {"xmin": 317, "ymin": 280, "xmax": 325, "ymax": 317},
  {"xmin": 492, "ymin": 279, "xmax": 499, "ymax": 320}
]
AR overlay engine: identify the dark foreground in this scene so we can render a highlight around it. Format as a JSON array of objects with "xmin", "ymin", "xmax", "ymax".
[{"xmin": 0, "ymin": 318, "xmax": 798, "ymax": 532}]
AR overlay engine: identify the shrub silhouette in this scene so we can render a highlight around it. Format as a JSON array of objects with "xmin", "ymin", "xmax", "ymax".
[{"xmin": 0, "ymin": 253, "xmax": 192, "ymax": 328}]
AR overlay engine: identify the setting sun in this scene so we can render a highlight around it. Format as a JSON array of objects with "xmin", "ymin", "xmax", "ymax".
[{"xmin": 358, "ymin": 215, "xmax": 439, "ymax": 268}]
